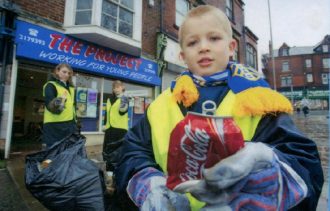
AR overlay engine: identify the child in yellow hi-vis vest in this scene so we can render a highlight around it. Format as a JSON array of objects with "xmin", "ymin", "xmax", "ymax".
[
  {"xmin": 43, "ymin": 63, "xmax": 77, "ymax": 148},
  {"xmin": 103, "ymin": 80, "xmax": 129, "ymax": 172},
  {"xmin": 115, "ymin": 5, "xmax": 323, "ymax": 211}
]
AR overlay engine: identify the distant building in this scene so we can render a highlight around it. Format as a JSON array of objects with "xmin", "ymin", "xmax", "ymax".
[{"xmin": 262, "ymin": 35, "xmax": 330, "ymax": 109}]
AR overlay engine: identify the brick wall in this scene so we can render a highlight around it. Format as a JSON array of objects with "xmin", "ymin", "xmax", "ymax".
[
  {"xmin": 12, "ymin": 0, "xmax": 65, "ymax": 23},
  {"xmin": 163, "ymin": 0, "xmax": 178, "ymax": 39},
  {"xmin": 141, "ymin": 0, "xmax": 161, "ymax": 58}
]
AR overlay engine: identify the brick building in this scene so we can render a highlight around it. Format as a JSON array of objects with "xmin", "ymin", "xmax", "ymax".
[
  {"xmin": 0, "ymin": 0, "xmax": 258, "ymax": 158},
  {"xmin": 262, "ymin": 35, "xmax": 330, "ymax": 109}
]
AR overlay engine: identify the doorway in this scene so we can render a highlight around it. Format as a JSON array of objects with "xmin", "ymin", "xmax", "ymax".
[{"xmin": 11, "ymin": 64, "xmax": 50, "ymax": 152}]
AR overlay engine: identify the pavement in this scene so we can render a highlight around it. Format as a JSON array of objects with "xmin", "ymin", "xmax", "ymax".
[
  {"xmin": 0, "ymin": 169, "xmax": 29, "ymax": 210},
  {"xmin": 0, "ymin": 110, "xmax": 328, "ymax": 211}
]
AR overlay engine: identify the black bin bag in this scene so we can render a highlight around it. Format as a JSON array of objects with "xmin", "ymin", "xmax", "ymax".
[{"xmin": 25, "ymin": 134, "xmax": 105, "ymax": 211}]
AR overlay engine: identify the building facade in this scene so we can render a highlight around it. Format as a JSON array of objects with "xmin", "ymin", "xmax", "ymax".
[
  {"xmin": 262, "ymin": 35, "xmax": 330, "ymax": 110},
  {"xmin": 0, "ymin": 0, "xmax": 258, "ymax": 158}
]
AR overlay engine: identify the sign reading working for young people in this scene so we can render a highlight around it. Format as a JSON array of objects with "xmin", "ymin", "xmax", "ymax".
[{"xmin": 15, "ymin": 20, "xmax": 160, "ymax": 86}]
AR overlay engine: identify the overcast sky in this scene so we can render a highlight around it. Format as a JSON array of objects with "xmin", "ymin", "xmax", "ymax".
[{"xmin": 244, "ymin": 0, "xmax": 330, "ymax": 70}]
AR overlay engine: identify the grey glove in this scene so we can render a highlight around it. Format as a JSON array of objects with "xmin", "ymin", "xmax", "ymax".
[
  {"xmin": 176, "ymin": 142, "xmax": 307, "ymax": 210},
  {"xmin": 203, "ymin": 142, "xmax": 274, "ymax": 189},
  {"xmin": 119, "ymin": 95, "xmax": 129, "ymax": 113},
  {"xmin": 48, "ymin": 97, "xmax": 65, "ymax": 114},
  {"xmin": 127, "ymin": 167, "xmax": 190, "ymax": 211},
  {"xmin": 141, "ymin": 183, "xmax": 191, "ymax": 211}
]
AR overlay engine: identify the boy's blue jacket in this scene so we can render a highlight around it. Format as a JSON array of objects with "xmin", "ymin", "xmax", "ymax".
[{"xmin": 114, "ymin": 73, "xmax": 324, "ymax": 211}]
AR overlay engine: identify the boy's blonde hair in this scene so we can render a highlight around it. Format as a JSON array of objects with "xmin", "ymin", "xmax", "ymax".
[{"xmin": 178, "ymin": 5, "xmax": 233, "ymax": 47}]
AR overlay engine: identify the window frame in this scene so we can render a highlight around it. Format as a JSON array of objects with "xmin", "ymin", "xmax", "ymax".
[
  {"xmin": 74, "ymin": 0, "xmax": 94, "ymax": 25},
  {"xmin": 306, "ymin": 73, "xmax": 313, "ymax": 83},
  {"xmin": 175, "ymin": 0, "xmax": 189, "ymax": 27},
  {"xmin": 305, "ymin": 58, "xmax": 312, "ymax": 68},
  {"xmin": 281, "ymin": 75, "xmax": 292, "ymax": 87},
  {"xmin": 282, "ymin": 61, "xmax": 290, "ymax": 72},
  {"xmin": 101, "ymin": 0, "xmax": 134, "ymax": 38},
  {"xmin": 322, "ymin": 58, "xmax": 330, "ymax": 68},
  {"xmin": 322, "ymin": 45, "xmax": 328, "ymax": 53},
  {"xmin": 245, "ymin": 44, "xmax": 257, "ymax": 68},
  {"xmin": 64, "ymin": 0, "xmax": 142, "ymax": 54},
  {"xmin": 282, "ymin": 48, "xmax": 289, "ymax": 56},
  {"xmin": 321, "ymin": 73, "xmax": 329, "ymax": 84},
  {"xmin": 225, "ymin": 0, "xmax": 234, "ymax": 21}
]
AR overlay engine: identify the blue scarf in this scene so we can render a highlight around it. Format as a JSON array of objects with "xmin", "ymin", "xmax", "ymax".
[
  {"xmin": 171, "ymin": 62, "xmax": 292, "ymax": 116},
  {"xmin": 172, "ymin": 62, "xmax": 269, "ymax": 93}
]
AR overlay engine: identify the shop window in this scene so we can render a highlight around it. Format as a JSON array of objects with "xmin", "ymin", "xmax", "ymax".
[
  {"xmin": 103, "ymin": 80, "xmax": 153, "ymax": 128},
  {"xmin": 322, "ymin": 58, "xmax": 330, "ymax": 68},
  {"xmin": 281, "ymin": 76, "xmax": 292, "ymax": 87},
  {"xmin": 282, "ymin": 61, "xmax": 289, "ymax": 72},
  {"xmin": 306, "ymin": 73, "xmax": 313, "ymax": 83},
  {"xmin": 245, "ymin": 44, "xmax": 257, "ymax": 68},
  {"xmin": 226, "ymin": 0, "xmax": 233, "ymax": 21},
  {"xmin": 101, "ymin": 0, "xmax": 134, "ymax": 37},
  {"xmin": 305, "ymin": 59, "xmax": 312, "ymax": 68},
  {"xmin": 75, "ymin": 0, "xmax": 93, "ymax": 25},
  {"xmin": 73, "ymin": 73, "xmax": 102, "ymax": 132},
  {"xmin": 176, "ymin": 0, "xmax": 189, "ymax": 27}
]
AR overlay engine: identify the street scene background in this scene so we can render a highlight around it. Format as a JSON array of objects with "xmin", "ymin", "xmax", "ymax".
[
  {"xmin": 0, "ymin": 0, "xmax": 329, "ymax": 210},
  {"xmin": 0, "ymin": 110, "xmax": 328, "ymax": 210}
]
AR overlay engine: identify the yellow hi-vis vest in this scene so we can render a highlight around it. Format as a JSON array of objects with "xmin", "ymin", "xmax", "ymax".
[
  {"xmin": 147, "ymin": 88, "xmax": 262, "ymax": 211},
  {"xmin": 43, "ymin": 81, "xmax": 75, "ymax": 123},
  {"xmin": 105, "ymin": 98, "xmax": 128, "ymax": 130}
]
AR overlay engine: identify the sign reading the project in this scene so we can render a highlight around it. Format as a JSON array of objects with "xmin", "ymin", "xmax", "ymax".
[{"xmin": 15, "ymin": 20, "xmax": 160, "ymax": 86}]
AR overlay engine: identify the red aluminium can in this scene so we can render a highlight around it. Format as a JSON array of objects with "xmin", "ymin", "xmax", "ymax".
[{"xmin": 166, "ymin": 102, "xmax": 245, "ymax": 191}]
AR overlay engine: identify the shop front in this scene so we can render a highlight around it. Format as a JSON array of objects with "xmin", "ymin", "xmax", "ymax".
[
  {"xmin": 305, "ymin": 89, "xmax": 329, "ymax": 109},
  {"xmin": 281, "ymin": 88, "xmax": 329, "ymax": 110},
  {"xmin": 5, "ymin": 19, "xmax": 160, "ymax": 157}
]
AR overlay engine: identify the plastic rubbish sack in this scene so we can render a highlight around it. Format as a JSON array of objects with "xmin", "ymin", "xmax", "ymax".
[
  {"xmin": 102, "ymin": 138, "xmax": 124, "ymax": 171},
  {"xmin": 25, "ymin": 134, "xmax": 105, "ymax": 211}
]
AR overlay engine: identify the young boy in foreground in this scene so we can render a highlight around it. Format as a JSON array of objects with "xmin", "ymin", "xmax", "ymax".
[{"xmin": 115, "ymin": 5, "xmax": 323, "ymax": 211}]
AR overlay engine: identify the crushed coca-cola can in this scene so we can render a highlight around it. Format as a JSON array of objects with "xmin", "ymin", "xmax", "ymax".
[{"xmin": 166, "ymin": 100, "xmax": 245, "ymax": 191}]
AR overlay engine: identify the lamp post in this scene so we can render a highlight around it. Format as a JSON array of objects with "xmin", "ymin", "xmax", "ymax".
[
  {"xmin": 290, "ymin": 83, "xmax": 294, "ymax": 105},
  {"xmin": 267, "ymin": 0, "xmax": 276, "ymax": 90}
]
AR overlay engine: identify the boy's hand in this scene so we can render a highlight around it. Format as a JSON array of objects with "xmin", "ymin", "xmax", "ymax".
[
  {"xmin": 127, "ymin": 167, "xmax": 190, "ymax": 211},
  {"xmin": 141, "ymin": 184, "xmax": 190, "ymax": 211},
  {"xmin": 119, "ymin": 96, "xmax": 129, "ymax": 113},
  {"xmin": 179, "ymin": 143, "xmax": 308, "ymax": 210}
]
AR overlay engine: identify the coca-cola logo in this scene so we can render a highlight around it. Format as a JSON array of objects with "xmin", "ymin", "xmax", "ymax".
[{"xmin": 179, "ymin": 120, "xmax": 210, "ymax": 182}]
